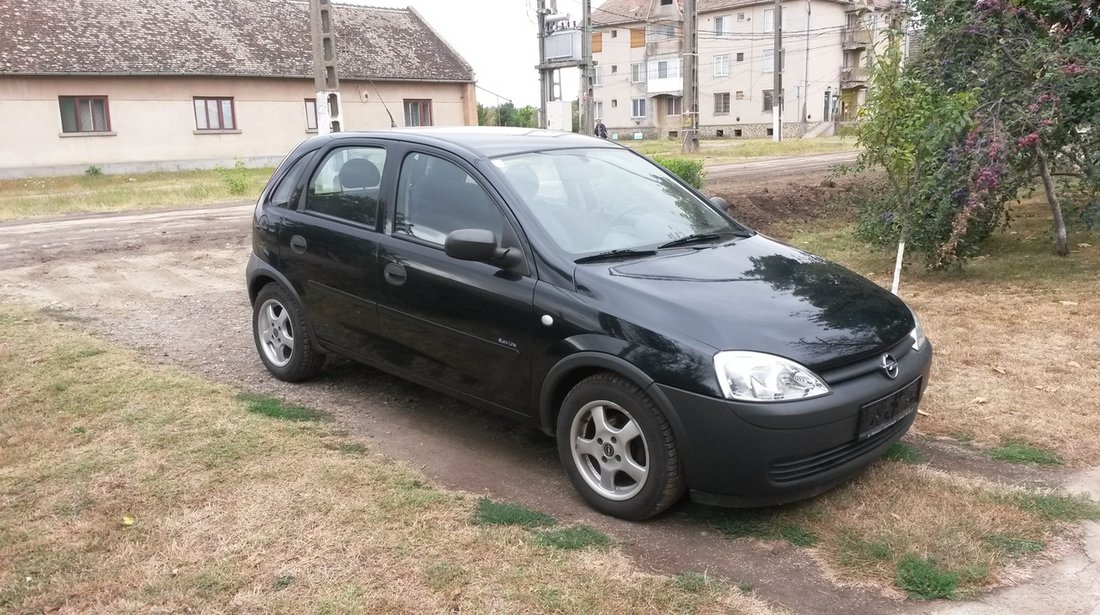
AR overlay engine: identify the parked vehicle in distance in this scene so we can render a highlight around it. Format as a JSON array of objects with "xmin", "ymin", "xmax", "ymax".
[{"xmin": 246, "ymin": 127, "xmax": 932, "ymax": 520}]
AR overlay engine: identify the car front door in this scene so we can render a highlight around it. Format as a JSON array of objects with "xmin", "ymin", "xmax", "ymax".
[
  {"xmin": 373, "ymin": 148, "xmax": 536, "ymax": 417},
  {"xmin": 276, "ymin": 142, "xmax": 391, "ymax": 353}
]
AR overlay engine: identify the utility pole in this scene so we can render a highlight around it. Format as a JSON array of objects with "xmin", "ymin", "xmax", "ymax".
[
  {"xmin": 580, "ymin": 0, "xmax": 593, "ymax": 137},
  {"xmin": 681, "ymin": 0, "xmax": 699, "ymax": 152},
  {"xmin": 537, "ymin": 0, "xmax": 549, "ymax": 128},
  {"xmin": 772, "ymin": 0, "xmax": 783, "ymax": 141},
  {"xmin": 310, "ymin": 0, "xmax": 341, "ymax": 133}
]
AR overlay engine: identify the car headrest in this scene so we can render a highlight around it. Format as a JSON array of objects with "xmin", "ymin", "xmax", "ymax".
[{"xmin": 338, "ymin": 158, "xmax": 380, "ymax": 190}]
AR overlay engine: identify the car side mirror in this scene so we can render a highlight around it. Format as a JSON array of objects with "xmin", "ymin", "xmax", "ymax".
[
  {"xmin": 444, "ymin": 229, "xmax": 523, "ymax": 269},
  {"xmin": 710, "ymin": 196, "xmax": 731, "ymax": 212}
]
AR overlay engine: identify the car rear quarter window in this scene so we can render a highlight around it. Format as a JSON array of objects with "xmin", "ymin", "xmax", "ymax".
[
  {"xmin": 305, "ymin": 147, "xmax": 386, "ymax": 227},
  {"xmin": 268, "ymin": 153, "xmax": 314, "ymax": 208}
]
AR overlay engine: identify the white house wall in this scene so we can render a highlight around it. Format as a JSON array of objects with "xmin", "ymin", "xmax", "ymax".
[{"xmin": 0, "ymin": 75, "xmax": 476, "ymax": 178}]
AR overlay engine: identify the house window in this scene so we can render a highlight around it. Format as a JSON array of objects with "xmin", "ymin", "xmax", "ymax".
[
  {"xmin": 714, "ymin": 92, "xmax": 731, "ymax": 115},
  {"xmin": 736, "ymin": 52, "xmax": 745, "ymax": 62},
  {"xmin": 763, "ymin": 8, "xmax": 786, "ymax": 32},
  {"xmin": 737, "ymin": 12, "xmax": 746, "ymax": 21},
  {"xmin": 403, "ymin": 99, "xmax": 433, "ymax": 126},
  {"xmin": 194, "ymin": 97, "xmax": 235, "ymax": 130},
  {"xmin": 735, "ymin": 90, "xmax": 745, "ymax": 100},
  {"xmin": 595, "ymin": 101, "xmax": 604, "ymax": 119},
  {"xmin": 611, "ymin": 64, "xmax": 618, "ymax": 73},
  {"xmin": 610, "ymin": 29, "xmax": 618, "ymax": 38},
  {"xmin": 611, "ymin": 99, "xmax": 618, "ymax": 108},
  {"xmin": 631, "ymin": 62, "xmax": 646, "ymax": 83},
  {"xmin": 648, "ymin": 58, "xmax": 681, "ymax": 80},
  {"xmin": 666, "ymin": 97, "xmax": 682, "ymax": 115},
  {"xmin": 714, "ymin": 16, "xmax": 733, "ymax": 37},
  {"xmin": 59, "ymin": 96, "xmax": 111, "ymax": 133},
  {"xmin": 593, "ymin": 68, "xmax": 603, "ymax": 86},
  {"xmin": 763, "ymin": 89, "xmax": 784, "ymax": 111},
  {"xmin": 714, "ymin": 54, "xmax": 730, "ymax": 77},
  {"xmin": 631, "ymin": 97, "xmax": 646, "ymax": 118},
  {"xmin": 661, "ymin": 0, "xmax": 673, "ymax": 4},
  {"xmin": 305, "ymin": 99, "xmax": 318, "ymax": 131},
  {"xmin": 763, "ymin": 49, "xmax": 784, "ymax": 73}
]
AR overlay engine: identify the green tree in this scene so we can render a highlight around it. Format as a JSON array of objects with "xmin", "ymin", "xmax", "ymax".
[{"xmin": 855, "ymin": 18, "xmax": 974, "ymax": 289}]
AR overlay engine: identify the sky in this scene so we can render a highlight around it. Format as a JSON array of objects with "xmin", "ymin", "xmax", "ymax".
[{"xmin": 348, "ymin": 0, "xmax": 586, "ymax": 108}]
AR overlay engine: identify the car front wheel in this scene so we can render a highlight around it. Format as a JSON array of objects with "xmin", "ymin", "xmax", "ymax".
[
  {"xmin": 252, "ymin": 284, "xmax": 324, "ymax": 381},
  {"xmin": 557, "ymin": 372, "xmax": 685, "ymax": 520}
]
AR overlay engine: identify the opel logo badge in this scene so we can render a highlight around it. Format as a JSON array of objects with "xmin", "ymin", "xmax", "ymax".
[{"xmin": 881, "ymin": 354, "xmax": 899, "ymax": 379}]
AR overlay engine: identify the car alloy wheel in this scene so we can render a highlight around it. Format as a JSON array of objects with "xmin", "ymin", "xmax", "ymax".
[
  {"xmin": 256, "ymin": 298, "xmax": 294, "ymax": 368},
  {"xmin": 569, "ymin": 399, "xmax": 650, "ymax": 501}
]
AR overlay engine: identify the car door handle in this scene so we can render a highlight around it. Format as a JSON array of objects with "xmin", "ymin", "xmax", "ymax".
[
  {"xmin": 289, "ymin": 235, "xmax": 308, "ymax": 254},
  {"xmin": 384, "ymin": 262, "xmax": 407, "ymax": 286}
]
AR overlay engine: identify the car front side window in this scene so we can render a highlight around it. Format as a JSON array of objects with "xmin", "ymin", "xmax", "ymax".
[
  {"xmin": 305, "ymin": 146, "xmax": 386, "ymax": 227},
  {"xmin": 395, "ymin": 152, "xmax": 505, "ymax": 245}
]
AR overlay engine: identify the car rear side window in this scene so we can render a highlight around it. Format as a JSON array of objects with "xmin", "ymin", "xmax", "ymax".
[
  {"xmin": 305, "ymin": 146, "xmax": 386, "ymax": 227},
  {"xmin": 395, "ymin": 152, "xmax": 504, "ymax": 245},
  {"xmin": 268, "ymin": 153, "xmax": 314, "ymax": 208}
]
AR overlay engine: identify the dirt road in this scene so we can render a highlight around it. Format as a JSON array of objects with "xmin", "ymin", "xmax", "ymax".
[{"xmin": 1, "ymin": 153, "xmax": 1094, "ymax": 614}]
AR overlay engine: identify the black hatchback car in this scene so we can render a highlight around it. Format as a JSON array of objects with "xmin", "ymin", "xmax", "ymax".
[{"xmin": 247, "ymin": 127, "xmax": 932, "ymax": 520}]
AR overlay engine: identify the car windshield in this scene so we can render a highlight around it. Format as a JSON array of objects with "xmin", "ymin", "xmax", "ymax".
[{"xmin": 492, "ymin": 148, "xmax": 748, "ymax": 257}]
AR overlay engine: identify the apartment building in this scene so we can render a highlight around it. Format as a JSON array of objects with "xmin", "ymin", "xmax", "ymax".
[{"xmin": 591, "ymin": 0, "xmax": 888, "ymax": 139}]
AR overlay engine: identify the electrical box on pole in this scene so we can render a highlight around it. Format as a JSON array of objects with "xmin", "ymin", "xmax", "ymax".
[{"xmin": 310, "ymin": 0, "xmax": 341, "ymax": 134}]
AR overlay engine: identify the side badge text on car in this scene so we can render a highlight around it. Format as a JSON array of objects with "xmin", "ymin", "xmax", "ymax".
[{"xmin": 881, "ymin": 354, "xmax": 900, "ymax": 379}]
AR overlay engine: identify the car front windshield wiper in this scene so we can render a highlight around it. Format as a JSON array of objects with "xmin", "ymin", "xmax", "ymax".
[
  {"xmin": 574, "ymin": 248, "xmax": 658, "ymax": 264},
  {"xmin": 657, "ymin": 230, "xmax": 752, "ymax": 250}
]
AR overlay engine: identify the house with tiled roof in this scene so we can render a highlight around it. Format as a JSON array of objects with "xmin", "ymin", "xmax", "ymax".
[
  {"xmin": 590, "ymin": 0, "xmax": 891, "ymax": 139},
  {"xmin": 0, "ymin": 0, "xmax": 477, "ymax": 178}
]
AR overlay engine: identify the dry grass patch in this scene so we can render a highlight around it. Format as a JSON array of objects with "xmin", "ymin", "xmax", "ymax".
[
  {"xmin": 777, "ymin": 197, "xmax": 1100, "ymax": 465},
  {"xmin": 0, "ymin": 166, "xmax": 272, "ymax": 220},
  {"xmin": 0, "ymin": 307, "xmax": 775, "ymax": 614},
  {"xmin": 624, "ymin": 136, "xmax": 857, "ymax": 165},
  {"xmin": 704, "ymin": 462, "xmax": 1095, "ymax": 599}
]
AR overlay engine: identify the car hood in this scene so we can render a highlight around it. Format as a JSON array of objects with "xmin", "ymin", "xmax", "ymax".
[{"xmin": 573, "ymin": 235, "xmax": 914, "ymax": 370}]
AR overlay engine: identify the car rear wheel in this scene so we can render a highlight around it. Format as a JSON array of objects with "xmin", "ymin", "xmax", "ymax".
[
  {"xmin": 252, "ymin": 284, "xmax": 324, "ymax": 381},
  {"xmin": 557, "ymin": 372, "xmax": 685, "ymax": 520}
]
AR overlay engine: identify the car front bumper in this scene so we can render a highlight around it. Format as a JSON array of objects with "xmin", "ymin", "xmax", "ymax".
[{"xmin": 656, "ymin": 340, "xmax": 933, "ymax": 507}]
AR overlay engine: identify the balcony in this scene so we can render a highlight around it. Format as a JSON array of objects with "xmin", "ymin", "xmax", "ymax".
[
  {"xmin": 842, "ymin": 27, "xmax": 872, "ymax": 50},
  {"xmin": 840, "ymin": 66, "xmax": 870, "ymax": 88},
  {"xmin": 646, "ymin": 38, "xmax": 682, "ymax": 56},
  {"xmin": 647, "ymin": 77, "xmax": 682, "ymax": 96}
]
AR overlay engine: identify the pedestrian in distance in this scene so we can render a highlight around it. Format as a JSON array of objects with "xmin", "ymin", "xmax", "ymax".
[{"xmin": 594, "ymin": 119, "xmax": 608, "ymax": 139}]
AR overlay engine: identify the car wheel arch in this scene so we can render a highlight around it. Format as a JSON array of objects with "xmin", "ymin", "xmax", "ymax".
[{"xmin": 538, "ymin": 351, "xmax": 697, "ymax": 489}]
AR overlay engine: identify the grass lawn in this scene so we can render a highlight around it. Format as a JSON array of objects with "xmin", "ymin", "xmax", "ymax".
[
  {"xmin": 0, "ymin": 307, "xmax": 773, "ymax": 613},
  {"xmin": 623, "ymin": 136, "xmax": 858, "ymax": 165},
  {"xmin": 0, "ymin": 166, "xmax": 273, "ymax": 221}
]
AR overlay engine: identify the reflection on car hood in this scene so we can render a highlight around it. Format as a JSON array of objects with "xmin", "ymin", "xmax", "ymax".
[{"xmin": 575, "ymin": 235, "xmax": 913, "ymax": 370}]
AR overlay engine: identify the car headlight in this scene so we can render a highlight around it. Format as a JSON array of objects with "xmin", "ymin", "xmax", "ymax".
[
  {"xmin": 910, "ymin": 309, "xmax": 927, "ymax": 352},
  {"xmin": 713, "ymin": 351, "xmax": 830, "ymax": 402}
]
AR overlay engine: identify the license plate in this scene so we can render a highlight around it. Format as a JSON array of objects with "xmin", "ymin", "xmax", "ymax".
[{"xmin": 858, "ymin": 378, "xmax": 921, "ymax": 440}]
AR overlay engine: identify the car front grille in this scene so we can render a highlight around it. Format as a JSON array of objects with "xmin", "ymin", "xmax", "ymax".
[{"xmin": 767, "ymin": 414, "xmax": 910, "ymax": 484}]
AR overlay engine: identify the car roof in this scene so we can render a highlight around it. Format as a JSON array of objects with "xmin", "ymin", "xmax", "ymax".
[{"xmin": 300, "ymin": 126, "xmax": 623, "ymax": 159}]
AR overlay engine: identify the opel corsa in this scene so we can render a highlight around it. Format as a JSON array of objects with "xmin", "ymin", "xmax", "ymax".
[{"xmin": 246, "ymin": 127, "xmax": 932, "ymax": 520}]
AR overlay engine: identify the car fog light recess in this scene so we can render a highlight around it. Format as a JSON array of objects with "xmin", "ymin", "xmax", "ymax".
[
  {"xmin": 714, "ymin": 351, "xmax": 830, "ymax": 402},
  {"xmin": 909, "ymin": 309, "xmax": 927, "ymax": 352}
]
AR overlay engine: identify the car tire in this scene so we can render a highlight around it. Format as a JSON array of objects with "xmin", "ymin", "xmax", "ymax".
[
  {"xmin": 252, "ymin": 283, "xmax": 325, "ymax": 382},
  {"xmin": 557, "ymin": 372, "xmax": 685, "ymax": 520}
]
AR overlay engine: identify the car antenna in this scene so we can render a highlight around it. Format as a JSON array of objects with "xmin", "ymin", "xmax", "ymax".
[{"xmin": 368, "ymin": 78, "xmax": 398, "ymax": 128}]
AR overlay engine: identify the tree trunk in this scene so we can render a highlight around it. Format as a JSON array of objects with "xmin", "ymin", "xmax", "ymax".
[{"xmin": 1034, "ymin": 144, "xmax": 1069, "ymax": 257}]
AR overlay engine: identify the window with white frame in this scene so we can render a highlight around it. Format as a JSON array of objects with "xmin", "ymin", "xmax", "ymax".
[
  {"xmin": 713, "ymin": 54, "xmax": 730, "ymax": 77},
  {"xmin": 631, "ymin": 62, "xmax": 645, "ymax": 83},
  {"xmin": 714, "ymin": 92, "xmax": 731, "ymax": 115},
  {"xmin": 714, "ymin": 15, "xmax": 733, "ymax": 37},
  {"xmin": 648, "ymin": 58, "xmax": 681, "ymax": 80},
  {"xmin": 631, "ymin": 97, "xmax": 646, "ymax": 118},
  {"xmin": 595, "ymin": 101, "xmax": 604, "ymax": 119},
  {"xmin": 403, "ymin": 99, "xmax": 433, "ymax": 126},
  {"xmin": 666, "ymin": 97, "xmax": 682, "ymax": 115},
  {"xmin": 735, "ymin": 90, "xmax": 745, "ymax": 100},
  {"xmin": 737, "ymin": 12, "xmax": 746, "ymax": 21},
  {"xmin": 763, "ymin": 8, "xmax": 787, "ymax": 32},
  {"xmin": 762, "ymin": 49, "xmax": 785, "ymax": 73},
  {"xmin": 304, "ymin": 98, "xmax": 318, "ymax": 131}
]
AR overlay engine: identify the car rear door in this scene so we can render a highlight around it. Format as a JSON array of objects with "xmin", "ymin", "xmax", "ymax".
[
  {"xmin": 276, "ymin": 140, "xmax": 392, "ymax": 353},
  {"xmin": 372, "ymin": 146, "xmax": 537, "ymax": 417}
]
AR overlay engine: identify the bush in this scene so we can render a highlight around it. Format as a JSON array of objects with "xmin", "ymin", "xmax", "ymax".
[
  {"xmin": 217, "ymin": 158, "xmax": 251, "ymax": 195},
  {"xmin": 84, "ymin": 165, "xmax": 103, "ymax": 177},
  {"xmin": 652, "ymin": 156, "xmax": 705, "ymax": 190}
]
